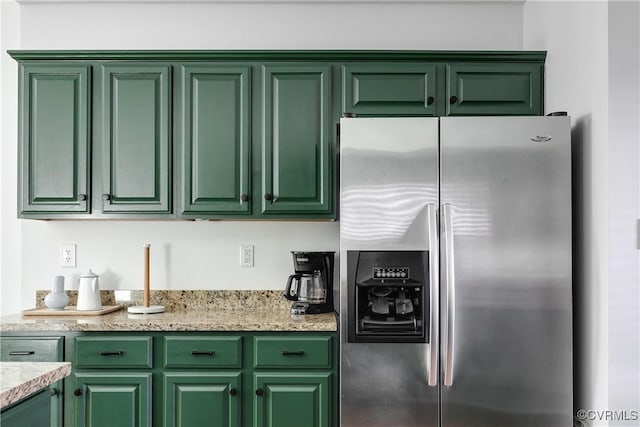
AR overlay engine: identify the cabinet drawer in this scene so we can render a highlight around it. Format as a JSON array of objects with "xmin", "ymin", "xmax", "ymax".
[
  {"xmin": 164, "ymin": 336, "xmax": 242, "ymax": 368},
  {"xmin": 75, "ymin": 336, "xmax": 153, "ymax": 368},
  {"xmin": 253, "ymin": 336, "xmax": 331, "ymax": 369},
  {"xmin": 0, "ymin": 337, "xmax": 63, "ymax": 362}
]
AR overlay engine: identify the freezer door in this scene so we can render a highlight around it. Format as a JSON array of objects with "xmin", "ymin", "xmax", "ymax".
[
  {"xmin": 339, "ymin": 117, "xmax": 439, "ymax": 427},
  {"xmin": 439, "ymin": 117, "xmax": 573, "ymax": 427}
]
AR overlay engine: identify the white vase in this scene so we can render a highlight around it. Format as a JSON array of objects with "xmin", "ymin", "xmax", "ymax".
[{"xmin": 44, "ymin": 276, "xmax": 69, "ymax": 310}]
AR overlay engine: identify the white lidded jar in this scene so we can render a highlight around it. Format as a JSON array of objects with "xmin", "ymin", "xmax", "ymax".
[{"xmin": 44, "ymin": 276, "xmax": 69, "ymax": 310}]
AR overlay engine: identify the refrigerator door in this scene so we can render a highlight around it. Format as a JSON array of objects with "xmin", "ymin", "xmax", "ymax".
[
  {"xmin": 439, "ymin": 117, "xmax": 573, "ymax": 427},
  {"xmin": 339, "ymin": 117, "xmax": 439, "ymax": 427}
]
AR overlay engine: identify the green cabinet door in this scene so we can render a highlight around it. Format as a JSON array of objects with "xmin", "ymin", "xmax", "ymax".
[
  {"xmin": 99, "ymin": 64, "xmax": 172, "ymax": 214},
  {"xmin": 73, "ymin": 372, "xmax": 152, "ymax": 427},
  {"xmin": 163, "ymin": 372, "xmax": 241, "ymax": 427},
  {"xmin": 0, "ymin": 336, "xmax": 64, "ymax": 427},
  {"xmin": 178, "ymin": 65, "xmax": 251, "ymax": 216},
  {"xmin": 18, "ymin": 64, "xmax": 90, "ymax": 215},
  {"xmin": 1, "ymin": 389, "xmax": 51, "ymax": 427},
  {"xmin": 342, "ymin": 64, "xmax": 437, "ymax": 116},
  {"xmin": 261, "ymin": 64, "xmax": 332, "ymax": 215},
  {"xmin": 253, "ymin": 372, "xmax": 331, "ymax": 427},
  {"xmin": 446, "ymin": 63, "xmax": 543, "ymax": 116}
]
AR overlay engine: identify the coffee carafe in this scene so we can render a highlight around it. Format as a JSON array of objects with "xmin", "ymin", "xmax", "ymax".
[{"xmin": 284, "ymin": 251, "xmax": 335, "ymax": 315}]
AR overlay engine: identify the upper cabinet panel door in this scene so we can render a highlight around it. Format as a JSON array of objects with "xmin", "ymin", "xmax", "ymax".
[
  {"xmin": 446, "ymin": 63, "xmax": 542, "ymax": 116},
  {"xmin": 261, "ymin": 64, "xmax": 332, "ymax": 215},
  {"xmin": 19, "ymin": 64, "xmax": 91, "ymax": 215},
  {"xmin": 179, "ymin": 64, "xmax": 251, "ymax": 216},
  {"xmin": 100, "ymin": 64, "xmax": 172, "ymax": 214},
  {"xmin": 342, "ymin": 64, "xmax": 437, "ymax": 116}
]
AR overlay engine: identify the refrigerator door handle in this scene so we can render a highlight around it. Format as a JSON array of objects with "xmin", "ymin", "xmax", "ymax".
[
  {"xmin": 442, "ymin": 202, "xmax": 456, "ymax": 387},
  {"xmin": 426, "ymin": 203, "xmax": 439, "ymax": 387}
]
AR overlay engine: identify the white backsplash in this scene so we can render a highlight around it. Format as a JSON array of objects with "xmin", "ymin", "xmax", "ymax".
[{"xmin": 20, "ymin": 220, "xmax": 339, "ymax": 310}]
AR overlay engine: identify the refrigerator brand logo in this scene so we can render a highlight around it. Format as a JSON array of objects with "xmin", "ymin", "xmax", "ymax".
[{"xmin": 530, "ymin": 135, "xmax": 552, "ymax": 143}]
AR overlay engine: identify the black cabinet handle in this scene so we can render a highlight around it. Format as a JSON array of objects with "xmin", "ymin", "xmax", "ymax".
[
  {"xmin": 99, "ymin": 351, "xmax": 124, "ymax": 356},
  {"xmin": 240, "ymin": 194, "xmax": 249, "ymax": 203},
  {"xmin": 9, "ymin": 351, "xmax": 35, "ymax": 356},
  {"xmin": 264, "ymin": 193, "xmax": 273, "ymax": 202},
  {"xmin": 449, "ymin": 95, "xmax": 459, "ymax": 105},
  {"xmin": 78, "ymin": 194, "xmax": 87, "ymax": 202},
  {"xmin": 255, "ymin": 389, "xmax": 264, "ymax": 396},
  {"xmin": 427, "ymin": 96, "xmax": 435, "ymax": 106},
  {"xmin": 73, "ymin": 388, "xmax": 82, "ymax": 397},
  {"xmin": 49, "ymin": 388, "xmax": 59, "ymax": 397},
  {"xmin": 191, "ymin": 350, "xmax": 215, "ymax": 356},
  {"xmin": 281, "ymin": 351, "xmax": 305, "ymax": 356},
  {"xmin": 229, "ymin": 388, "xmax": 238, "ymax": 396}
]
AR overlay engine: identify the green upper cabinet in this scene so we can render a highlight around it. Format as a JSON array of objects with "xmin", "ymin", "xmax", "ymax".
[
  {"xmin": 18, "ymin": 64, "xmax": 91, "ymax": 215},
  {"xmin": 178, "ymin": 64, "xmax": 251, "ymax": 216},
  {"xmin": 99, "ymin": 63, "xmax": 172, "ymax": 214},
  {"xmin": 446, "ymin": 63, "xmax": 542, "ymax": 116},
  {"xmin": 260, "ymin": 64, "xmax": 332, "ymax": 216},
  {"xmin": 342, "ymin": 64, "xmax": 437, "ymax": 116}
]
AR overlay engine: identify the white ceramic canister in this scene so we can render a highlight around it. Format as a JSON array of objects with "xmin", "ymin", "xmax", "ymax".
[{"xmin": 44, "ymin": 276, "xmax": 69, "ymax": 310}]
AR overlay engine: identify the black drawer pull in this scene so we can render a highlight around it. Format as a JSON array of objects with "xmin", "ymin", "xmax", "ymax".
[
  {"xmin": 255, "ymin": 388, "xmax": 264, "ymax": 396},
  {"xmin": 49, "ymin": 388, "xmax": 59, "ymax": 397},
  {"xmin": 449, "ymin": 95, "xmax": 459, "ymax": 105},
  {"xmin": 99, "ymin": 351, "xmax": 124, "ymax": 356},
  {"xmin": 191, "ymin": 350, "xmax": 215, "ymax": 356},
  {"xmin": 73, "ymin": 388, "xmax": 83, "ymax": 396},
  {"xmin": 427, "ymin": 96, "xmax": 435, "ymax": 106},
  {"xmin": 281, "ymin": 351, "xmax": 305, "ymax": 356},
  {"xmin": 229, "ymin": 388, "xmax": 238, "ymax": 396},
  {"xmin": 9, "ymin": 351, "xmax": 35, "ymax": 356}
]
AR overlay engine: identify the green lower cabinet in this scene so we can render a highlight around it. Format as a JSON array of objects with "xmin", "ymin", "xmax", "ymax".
[
  {"xmin": 73, "ymin": 372, "xmax": 152, "ymax": 427},
  {"xmin": 253, "ymin": 372, "xmax": 331, "ymax": 427},
  {"xmin": 0, "ymin": 336, "xmax": 63, "ymax": 426},
  {"xmin": 0, "ymin": 389, "xmax": 51, "ymax": 427},
  {"xmin": 163, "ymin": 372, "xmax": 241, "ymax": 427}
]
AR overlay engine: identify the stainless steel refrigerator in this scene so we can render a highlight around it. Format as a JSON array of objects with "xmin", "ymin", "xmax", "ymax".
[{"xmin": 339, "ymin": 117, "xmax": 572, "ymax": 427}]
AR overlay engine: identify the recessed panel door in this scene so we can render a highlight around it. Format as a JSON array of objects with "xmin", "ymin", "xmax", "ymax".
[
  {"xmin": 261, "ymin": 64, "xmax": 332, "ymax": 215},
  {"xmin": 179, "ymin": 64, "xmax": 251, "ymax": 216},
  {"xmin": 19, "ymin": 64, "xmax": 90, "ymax": 214},
  {"xmin": 100, "ymin": 64, "xmax": 171, "ymax": 214}
]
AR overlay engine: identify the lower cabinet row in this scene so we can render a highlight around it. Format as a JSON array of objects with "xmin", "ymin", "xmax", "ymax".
[
  {"xmin": 0, "ymin": 333, "xmax": 337, "ymax": 427},
  {"xmin": 73, "ymin": 371, "xmax": 331, "ymax": 427}
]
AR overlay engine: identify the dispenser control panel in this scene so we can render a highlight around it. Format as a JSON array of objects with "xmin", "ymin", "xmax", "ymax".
[{"xmin": 373, "ymin": 267, "xmax": 409, "ymax": 279}]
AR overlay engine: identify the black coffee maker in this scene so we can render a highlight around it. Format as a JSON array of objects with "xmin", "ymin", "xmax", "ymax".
[{"xmin": 284, "ymin": 251, "xmax": 335, "ymax": 315}]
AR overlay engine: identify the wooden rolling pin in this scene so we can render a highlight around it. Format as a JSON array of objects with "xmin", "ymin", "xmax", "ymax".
[{"xmin": 143, "ymin": 243, "xmax": 150, "ymax": 307}]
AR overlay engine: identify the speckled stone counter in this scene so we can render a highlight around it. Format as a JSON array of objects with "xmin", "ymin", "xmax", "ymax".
[
  {"xmin": 1, "ymin": 290, "xmax": 337, "ymax": 332},
  {"xmin": 0, "ymin": 362, "xmax": 71, "ymax": 409},
  {"xmin": 0, "ymin": 309, "xmax": 337, "ymax": 332}
]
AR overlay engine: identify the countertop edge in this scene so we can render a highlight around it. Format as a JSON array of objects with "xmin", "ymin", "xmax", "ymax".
[{"xmin": 0, "ymin": 362, "xmax": 71, "ymax": 410}]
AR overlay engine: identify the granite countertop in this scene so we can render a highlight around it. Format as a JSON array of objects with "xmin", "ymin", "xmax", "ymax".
[
  {"xmin": 0, "ymin": 308, "xmax": 337, "ymax": 332},
  {"xmin": 0, "ymin": 362, "xmax": 71, "ymax": 410},
  {"xmin": 0, "ymin": 290, "xmax": 337, "ymax": 332}
]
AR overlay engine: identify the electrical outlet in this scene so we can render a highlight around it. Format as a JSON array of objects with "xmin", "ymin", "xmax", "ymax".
[
  {"xmin": 240, "ymin": 244, "xmax": 254, "ymax": 267},
  {"xmin": 60, "ymin": 244, "xmax": 76, "ymax": 268}
]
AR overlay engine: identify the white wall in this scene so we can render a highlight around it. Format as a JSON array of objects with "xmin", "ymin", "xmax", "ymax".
[
  {"xmin": 525, "ymin": 1, "xmax": 640, "ymax": 425},
  {"xmin": 0, "ymin": 0, "xmax": 524, "ymax": 316},
  {"xmin": 607, "ymin": 1, "xmax": 640, "ymax": 422}
]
